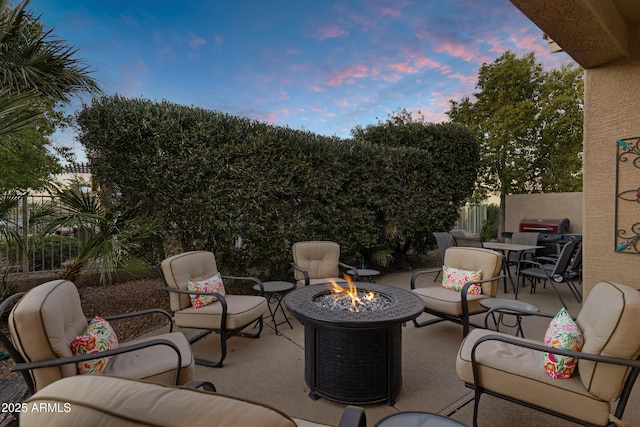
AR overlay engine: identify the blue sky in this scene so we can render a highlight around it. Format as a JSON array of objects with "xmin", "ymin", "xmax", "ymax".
[{"xmin": 34, "ymin": 0, "xmax": 575, "ymax": 161}]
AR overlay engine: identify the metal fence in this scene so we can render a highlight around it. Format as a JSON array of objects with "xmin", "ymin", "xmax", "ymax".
[
  {"xmin": 0, "ymin": 194, "xmax": 80, "ymax": 273},
  {"xmin": 454, "ymin": 204, "xmax": 488, "ymax": 237}
]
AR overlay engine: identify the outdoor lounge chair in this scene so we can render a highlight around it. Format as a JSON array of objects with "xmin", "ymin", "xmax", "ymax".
[
  {"xmin": 291, "ymin": 241, "xmax": 357, "ymax": 287},
  {"xmin": 517, "ymin": 239, "xmax": 581, "ymax": 307},
  {"xmin": 0, "ymin": 279, "xmax": 194, "ymax": 394},
  {"xmin": 456, "ymin": 280, "xmax": 640, "ymax": 427},
  {"xmin": 20, "ymin": 375, "xmax": 367, "ymax": 427},
  {"xmin": 159, "ymin": 250, "xmax": 268, "ymax": 367},
  {"xmin": 410, "ymin": 247, "xmax": 504, "ymax": 337}
]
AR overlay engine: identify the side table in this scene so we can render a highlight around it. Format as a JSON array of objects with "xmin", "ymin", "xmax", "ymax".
[
  {"xmin": 480, "ymin": 298, "xmax": 539, "ymax": 338},
  {"xmin": 374, "ymin": 411, "xmax": 466, "ymax": 427},
  {"xmin": 253, "ymin": 281, "xmax": 295, "ymax": 335},
  {"xmin": 345, "ymin": 268, "xmax": 380, "ymax": 282}
]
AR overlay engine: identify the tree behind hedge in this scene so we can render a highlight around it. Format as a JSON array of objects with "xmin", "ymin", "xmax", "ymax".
[{"xmin": 77, "ymin": 96, "xmax": 478, "ymax": 279}]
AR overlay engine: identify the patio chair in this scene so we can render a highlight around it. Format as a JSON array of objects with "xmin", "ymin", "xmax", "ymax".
[
  {"xmin": 453, "ymin": 235, "xmax": 484, "ymax": 248},
  {"xmin": 517, "ymin": 239, "xmax": 581, "ymax": 308},
  {"xmin": 410, "ymin": 247, "xmax": 504, "ymax": 337},
  {"xmin": 158, "ymin": 250, "xmax": 268, "ymax": 367},
  {"xmin": 456, "ymin": 280, "xmax": 640, "ymax": 427},
  {"xmin": 291, "ymin": 241, "xmax": 357, "ymax": 287},
  {"xmin": 0, "ymin": 279, "xmax": 194, "ymax": 395},
  {"xmin": 20, "ymin": 375, "xmax": 367, "ymax": 427},
  {"xmin": 432, "ymin": 231, "xmax": 456, "ymax": 282}
]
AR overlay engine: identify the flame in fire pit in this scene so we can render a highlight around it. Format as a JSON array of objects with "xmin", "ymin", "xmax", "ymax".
[{"xmin": 317, "ymin": 275, "xmax": 391, "ymax": 312}]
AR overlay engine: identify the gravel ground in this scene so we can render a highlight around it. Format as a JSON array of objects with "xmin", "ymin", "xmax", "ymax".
[{"xmin": 0, "ymin": 277, "xmax": 170, "ymax": 411}]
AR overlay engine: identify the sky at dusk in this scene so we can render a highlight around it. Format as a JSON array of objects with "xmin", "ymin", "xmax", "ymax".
[{"xmin": 34, "ymin": 0, "xmax": 576, "ymax": 161}]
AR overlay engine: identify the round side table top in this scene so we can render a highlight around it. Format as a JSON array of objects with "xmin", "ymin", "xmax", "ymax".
[
  {"xmin": 253, "ymin": 281, "xmax": 295, "ymax": 293},
  {"xmin": 479, "ymin": 298, "xmax": 539, "ymax": 314},
  {"xmin": 374, "ymin": 411, "xmax": 466, "ymax": 427},
  {"xmin": 345, "ymin": 268, "xmax": 380, "ymax": 277}
]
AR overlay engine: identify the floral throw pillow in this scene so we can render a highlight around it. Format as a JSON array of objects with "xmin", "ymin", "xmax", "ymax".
[
  {"xmin": 187, "ymin": 273, "xmax": 225, "ymax": 309},
  {"xmin": 543, "ymin": 307, "xmax": 584, "ymax": 379},
  {"xmin": 441, "ymin": 266, "xmax": 482, "ymax": 295},
  {"xmin": 70, "ymin": 316, "xmax": 119, "ymax": 375}
]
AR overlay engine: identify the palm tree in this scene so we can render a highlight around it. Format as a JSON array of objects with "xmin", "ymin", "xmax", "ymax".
[
  {"xmin": 36, "ymin": 184, "xmax": 160, "ymax": 285},
  {"xmin": 0, "ymin": 0, "xmax": 101, "ymax": 150}
]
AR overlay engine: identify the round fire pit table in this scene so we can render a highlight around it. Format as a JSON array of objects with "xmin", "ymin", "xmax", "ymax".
[{"xmin": 284, "ymin": 282, "xmax": 424, "ymax": 406}]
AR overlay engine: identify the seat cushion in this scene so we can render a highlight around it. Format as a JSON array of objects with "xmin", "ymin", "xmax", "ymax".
[
  {"xmin": 456, "ymin": 328, "xmax": 612, "ymax": 426},
  {"xmin": 175, "ymin": 295, "xmax": 268, "ymax": 330},
  {"xmin": 412, "ymin": 286, "xmax": 489, "ymax": 316},
  {"xmin": 103, "ymin": 331, "xmax": 194, "ymax": 386},
  {"xmin": 21, "ymin": 375, "xmax": 297, "ymax": 427}
]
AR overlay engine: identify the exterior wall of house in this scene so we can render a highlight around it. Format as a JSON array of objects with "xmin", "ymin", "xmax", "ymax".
[
  {"xmin": 582, "ymin": 23, "xmax": 640, "ymax": 293},
  {"xmin": 505, "ymin": 192, "xmax": 583, "ymax": 235}
]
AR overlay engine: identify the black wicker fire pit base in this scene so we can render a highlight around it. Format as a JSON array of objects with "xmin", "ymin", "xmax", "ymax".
[{"xmin": 284, "ymin": 283, "xmax": 424, "ymax": 405}]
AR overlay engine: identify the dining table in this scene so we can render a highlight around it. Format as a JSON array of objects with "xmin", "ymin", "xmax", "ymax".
[{"xmin": 482, "ymin": 242, "xmax": 544, "ymax": 298}]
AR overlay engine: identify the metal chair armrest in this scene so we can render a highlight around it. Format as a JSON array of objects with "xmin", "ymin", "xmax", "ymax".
[
  {"xmin": 183, "ymin": 379, "xmax": 217, "ymax": 392},
  {"xmin": 291, "ymin": 262, "xmax": 310, "ymax": 286},
  {"xmin": 471, "ymin": 334, "xmax": 640, "ymax": 369},
  {"xmin": 161, "ymin": 287, "xmax": 228, "ymax": 313},
  {"xmin": 410, "ymin": 267, "xmax": 441, "ymax": 289},
  {"xmin": 220, "ymin": 275, "xmax": 264, "ymax": 295},
  {"xmin": 102, "ymin": 308, "xmax": 173, "ymax": 325},
  {"xmin": 338, "ymin": 261, "xmax": 358, "ymax": 272},
  {"xmin": 338, "ymin": 405, "xmax": 367, "ymax": 427}
]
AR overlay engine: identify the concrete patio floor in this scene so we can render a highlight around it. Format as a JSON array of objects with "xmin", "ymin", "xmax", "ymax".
[{"xmin": 163, "ymin": 269, "xmax": 639, "ymax": 427}]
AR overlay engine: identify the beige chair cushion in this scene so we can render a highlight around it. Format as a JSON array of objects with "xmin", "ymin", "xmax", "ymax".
[
  {"xmin": 9, "ymin": 279, "xmax": 88, "ymax": 390},
  {"xmin": 160, "ymin": 250, "xmax": 220, "ymax": 312},
  {"xmin": 160, "ymin": 250, "xmax": 268, "ymax": 330},
  {"xmin": 174, "ymin": 294, "xmax": 268, "ymax": 329},
  {"xmin": 412, "ymin": 247, "xmax": 502, "ymax": 316},
  {"xmin": 576, "ymin": 281, "xmax": 640, "ymax": 400},
  {"xmin": 456, "ymin": 329, "xmax": 611, "ymax": 426},
  {"xmin": 21, "ymin": 375, "xmax": 298, "ymax": 427},
  {"xmin": 456, "ymin": 281, "xmax": 640, "ymax": 426},
  {"xmin": 8, "ymin": 279, "xmax": 195, "ymax": 392},
  {"xmin": 441, "ymin": 247, "xmax": 502, "ymax": 296},
  {"xmin": 103, "ymin": 332, "xmax": 194, "ymax": 386},
  {"xmin": 413, "ymin": 286, "xmax": 490, "ymax": 316},
  {"xmin": 292, "ymin": 241, "xmax": 341, "ymax": 283}
]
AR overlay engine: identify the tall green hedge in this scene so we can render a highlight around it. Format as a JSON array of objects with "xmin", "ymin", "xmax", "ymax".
[{"xmin": 76, "ymin": 96, "xmax": 478, "ymax": 279}]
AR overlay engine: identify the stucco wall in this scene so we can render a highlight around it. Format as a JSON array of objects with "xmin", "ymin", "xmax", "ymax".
[
  {"xmin": 582, "ymin": 23, "xmax": 640, "ymax": 293},
  {"xmin": 505, "ymin": 193, "xmax": 583, "ymax": 234}
]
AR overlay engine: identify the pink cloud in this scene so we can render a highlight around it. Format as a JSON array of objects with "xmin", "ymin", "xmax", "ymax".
[
  {"xmin": 447, "ymin": 72, "xmax": 477, "ymax": 85},
  {"xmin": 189, "ymin": 35, "xmax": 206, "ymax": 49},
  {"xmin": 215, "ymin": 36, "xmax": 223, "ymax": 45},
  {"xmin": 311, "ymin": 85, "xmax": 325, "ymax": 93},
  {"xmin": 327, "ymin": 64, "xmax": 369, "ymax": 86},
  {"xmin": 291, "ymin": 63, "xmax": 309, "ymax": 72},
  {"xmin": 389, "ymin": 61, "xmax": 418, "ymax": 74},
  {"xmin": 317, "ymin": 25, "xmax": 349, "ymax": 40},
  {"xmin": 433, "ymin": 41, "xmax": 477, "ymax": 62},
  {"xmin": 380, "ymin": 7, "xmax": 401, "ymax": 17}
]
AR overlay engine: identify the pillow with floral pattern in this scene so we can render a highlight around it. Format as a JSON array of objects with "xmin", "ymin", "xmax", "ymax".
[
  {"xmin": 543, "ymin": 307, "xmax": 584, "ymax": 378},
  {"xmin": 187, "ymin": 273, "xmax": 226, "ymax": 309},
  {"xmin": 70, "ymin": 316, "xmax": 119, "ymax": 375},
  {"xmin": 441, "ymin": 266, "xmax": 482, "ymax": 295}
]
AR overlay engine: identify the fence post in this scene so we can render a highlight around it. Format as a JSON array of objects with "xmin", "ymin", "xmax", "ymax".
[{"xmin": 21, "ymin": 194, "xmax": 28, "ymax": 273}]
